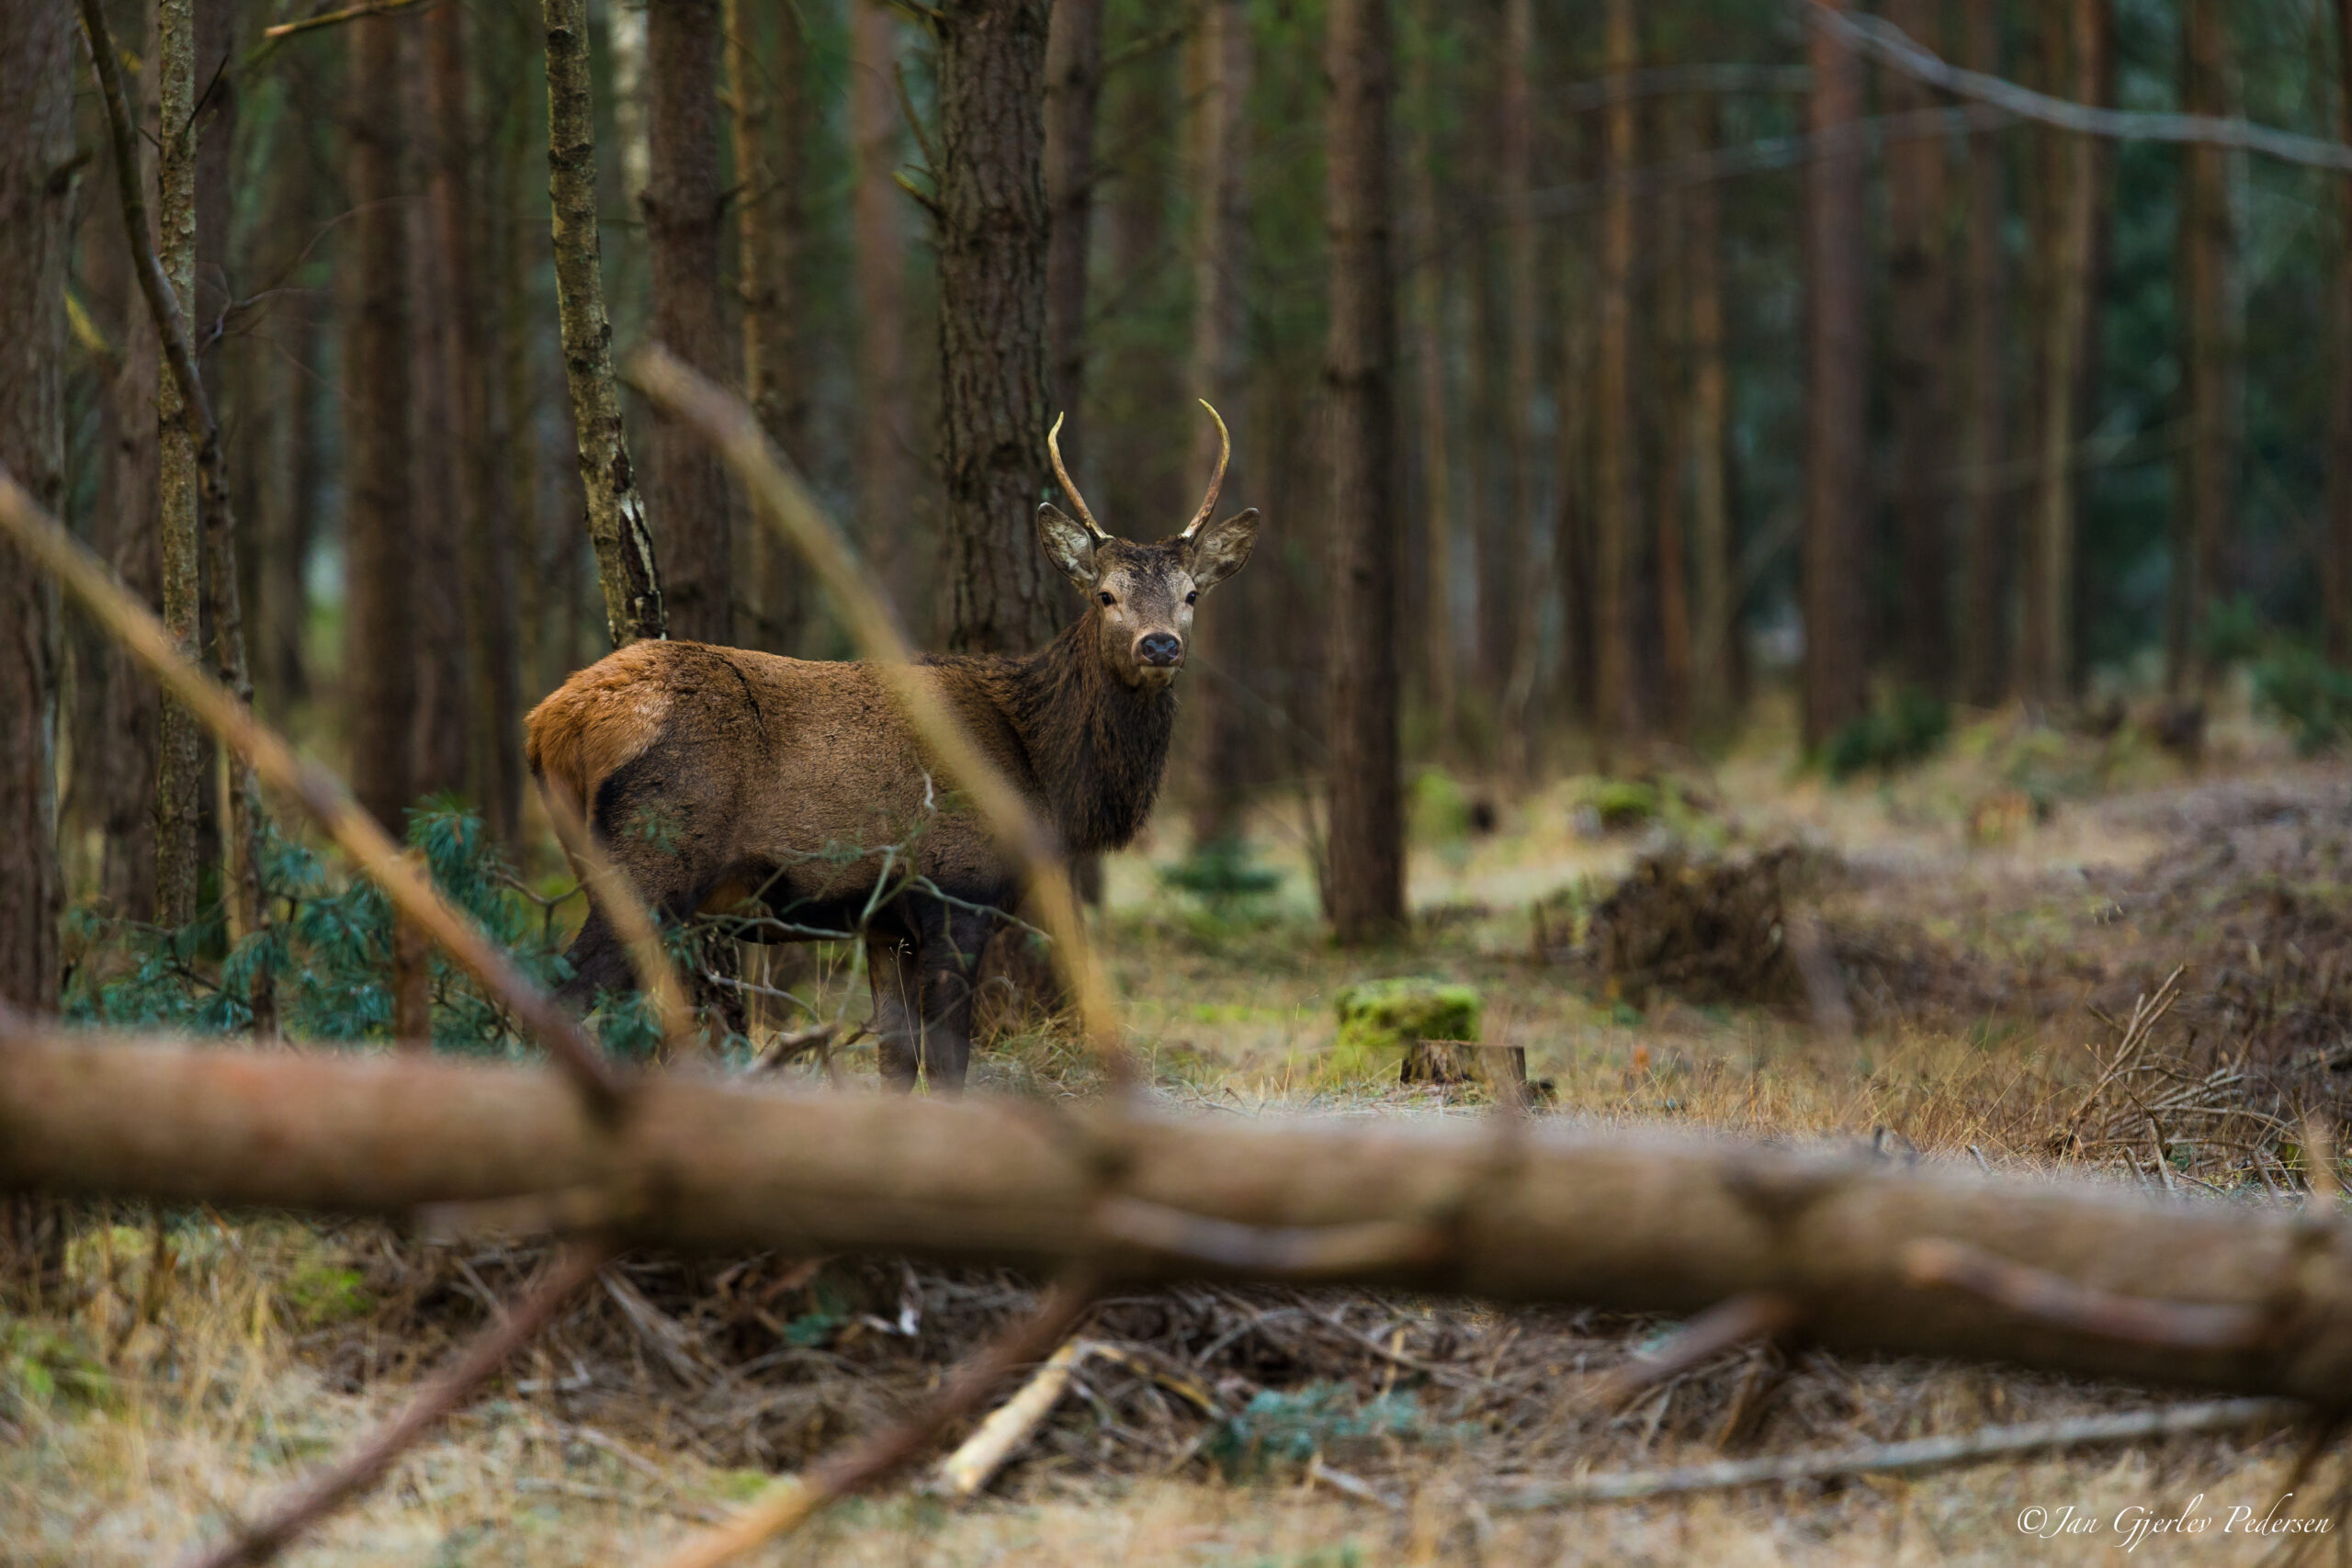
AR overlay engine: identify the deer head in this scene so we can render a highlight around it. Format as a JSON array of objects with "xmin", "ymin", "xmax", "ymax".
[{"xmin": 1035, "ymin": 401, "xmax": 1262, "ymax": 692}]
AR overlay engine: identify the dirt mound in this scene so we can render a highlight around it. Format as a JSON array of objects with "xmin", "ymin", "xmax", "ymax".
[{"xmin": 1582, "ymin": 849, "xmax": 1810, "ymax": 1009}]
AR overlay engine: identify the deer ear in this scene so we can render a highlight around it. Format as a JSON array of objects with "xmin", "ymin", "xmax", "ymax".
[
  {"xmin": 1184, "ymin": 508, "xmax": 1260, "ymax": 592},
  {"xmin": 1036, "ymin": 502, "xmax": 1101, "ymax": 586}
]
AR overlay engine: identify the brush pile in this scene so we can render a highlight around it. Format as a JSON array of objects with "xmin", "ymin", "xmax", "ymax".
[{"xmin": 1581, "ymin": 848, "xmax": 1809, "ymax": 1009}]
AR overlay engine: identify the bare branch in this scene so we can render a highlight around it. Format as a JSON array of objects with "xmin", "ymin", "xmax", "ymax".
[
  {"xmin": 1800, "ymin": 0, "xmax": 2352, "ymax": 174},
  {"xmin": 651, "ymin": 1277, "xmax": 1097, "ymax": 1568},
  {"xmin": 262, "ymin": 0, "xmax": 436, "ymax": 40},
  {"xmin": 1498, "ymin": 1398, "xmax": 2300, "ymax": 1510},
  {"xmin": 179, "ymin": 1241, "xmax": 613, "ymax": 1568},
  {"xmin": 1590, "ymin": 1292, "xmax": 1803, "ymax": 1410}
]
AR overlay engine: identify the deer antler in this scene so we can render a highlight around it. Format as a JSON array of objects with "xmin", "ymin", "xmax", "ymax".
[
  {"xmin": 1046, "ymin": 412, "xmax": 1113, "ymax": 545},
  {"xmin": 1180, "ymin": 400, "xmax": 1231, "ymax": 540}
]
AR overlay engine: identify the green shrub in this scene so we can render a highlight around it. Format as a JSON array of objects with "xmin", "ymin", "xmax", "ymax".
[
  {"xmin": 1826, "ymin": 688, "xmax": 1950, "ymax": 781},
  {"xmin": 63, "ymin": 804, "xmax": 594, "ymax": 1054},
  {"xmin": 1159, "ymin": 837, "xmax": 1282, "ymax": 910},
  {"xmin": 1201, "ymin": 1383, "xmax": 1430, "ymax": 1478},
  {"xmin": 2254, "ymin": 649, "xmax": 2352, "ymax": 755}
]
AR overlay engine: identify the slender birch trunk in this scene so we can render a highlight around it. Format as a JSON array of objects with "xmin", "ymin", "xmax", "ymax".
[{"xmin": 542, "ymin": 0, "xmax": 665, "ymax": 647}]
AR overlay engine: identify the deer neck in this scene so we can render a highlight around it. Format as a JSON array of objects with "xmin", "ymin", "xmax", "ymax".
[{"xmin": 1006, "ymin": 613, "xmax": 1177, "ymax": 853}]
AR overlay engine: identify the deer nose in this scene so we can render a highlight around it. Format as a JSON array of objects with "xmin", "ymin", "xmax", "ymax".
[{"xmin": 1138, "ymin": 632, "xmax": 1184, "ymax": 667}]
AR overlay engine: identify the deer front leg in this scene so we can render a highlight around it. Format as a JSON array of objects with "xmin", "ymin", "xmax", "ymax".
[
  {"xmin": 910, "ymin": 906, "xmax": 999, "ymax": 1094},
  {"xmin": 866, "ymin": 933, "xmax": 922, "ymax": 1090}
]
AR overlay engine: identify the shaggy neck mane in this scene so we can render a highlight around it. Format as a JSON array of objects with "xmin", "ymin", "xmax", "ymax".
[{"xmin": 973, "ymin": 612, "xmax": 1177, "ymax": 852}]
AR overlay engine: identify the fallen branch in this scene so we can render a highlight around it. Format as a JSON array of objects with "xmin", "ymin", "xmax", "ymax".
[
  {"xmin": 653, "ymin": 1277, "xmax": 1097, "ymax": 1568},
  {"xmin": 0, "ymin": 477, "xmax": 625, "ymax": 1119},
  {"xmin": 262, "ymin": 0, "xmax": 435, "ymax": 39},
  {"xmin": 180, "ymin": 1241, "xmax": 614, "ymax": 1568},
  {"xmin": 13, "ymin": 1032, "xmax": 2352, "ymax": 1404},
  {"xmin": 1497, "ymin": 1397, "xmax": 2299, "ymax": 1509},
  {"xmin": 934, "ymin": 1337, "xmax": 1098, "ymax": 1496}
]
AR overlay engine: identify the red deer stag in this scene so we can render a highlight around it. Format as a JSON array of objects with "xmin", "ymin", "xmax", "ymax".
[{"xmin": 526, "ymin": 405, "xmax": 1260, "ymax": 1089}]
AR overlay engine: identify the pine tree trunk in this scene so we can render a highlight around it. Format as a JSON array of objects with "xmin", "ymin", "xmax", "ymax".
[
  {"xmin": 0, "ymin": 0, "xmax": 68, "ymax": 1010},
  {"xmin": 646, "ymin": 0, "xmax": 731, "ymax": 647},
  {"xmin": 2334, "ymin": 0, "xmax": 2352, "ymax": 666},
  {"xmin": 1683, "ymin": 96, "xmax": 1736, "ymax": 736},
  {"xmin": 1406, "ymin": 0, "xmax": 1455, "ymax": 750},
  {"xmin": 93, "ymin": 25, "xmax": 163, "ymax": 919},
  {"xmin": 543, "ymin": 0, "xmax": 664, "ymax": 648},
  {"xmin": 937, "ymin": 0, "xmax": 1057, "ymax": 655},
  {"xmin": 155, "ymin": 0, "xmax": 203, "ymax": 921},
  {"xmin": 851, "ymin": 1, "xmax": 916, "ymax": 623},
  {"xmin": 406, "ymin": 33, "xmax": 472, "ymax": 804},
  {"xmin": 1651, "ymin": 105, "xmax": 1693, "ymax": 742},
  {"xmin": 2021, "ymin": 0, "xmax": 2102, "ymax": 708},
  {"xmin": 2172, "ymin": 0, "xmax": 2237, "ymax": 696},
  {"xmin": 426, "ymin": 0, "xmax": 521, "ymax": 840},
  {"xmin": 1958, "ymin": 0, "xmax": 2008, "ymax": 707},
  {"xmin": 1496, "ymin": 0, "xmax": 1543, "ymax": 777},
  {"xmin": 1043, "ymin": 0, "xmax": 1102, "ymax": 458},
  {"xmin": 1186, "ymin": 0, "xmax": 1255, "ymax": 848},
  {"xmin": 1323, "ymin": 0, "xmax": 1405, "ymax": 943},
  {"xmin": 728, "ymin": 0, "xmax": 807, "ymax": 653},
  {"xmin": 1801, "ymin": 0, "xmax": 1869, "ymax": 750},
  {"xmin": 1883, "ymin": 0, "xmax": 1953, "ymax": 699},
  {"xmin": 260, "ymin": 309, "xmax": 317, "ymax": 712},
  {"xmin": 1593, "ymin": 0, "xmax": 1639, "ymax": 755},
  {"xmin": 345, "ymin": 6, "xmax": 416, "ymax": 830}
]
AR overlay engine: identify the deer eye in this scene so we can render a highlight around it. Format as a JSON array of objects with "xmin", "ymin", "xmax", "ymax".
[
  {"xmin": 1185, "ymin": 590, "xmax": 1199, "ymax": 605},
  {"xmin": 1098, "ymin": 591, "xmax": 1115, "ymax": 606}
]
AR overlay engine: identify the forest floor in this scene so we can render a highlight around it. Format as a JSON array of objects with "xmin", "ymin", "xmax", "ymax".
[{"xmin": 9, "ymin": 698, "xmax": 2352, "ymax": 1565}]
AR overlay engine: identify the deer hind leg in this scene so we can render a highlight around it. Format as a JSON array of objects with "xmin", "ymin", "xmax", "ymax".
[
  {"xmin": 910, "ymin": 905, "xmax": 1000, "ymax": 1094},
  {"xmin": 867, "ymin": 932, "xmax": 922, "ymax": 1090}
]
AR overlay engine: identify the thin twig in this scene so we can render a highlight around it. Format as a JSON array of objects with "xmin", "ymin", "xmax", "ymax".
[
  {"xmin": 0, "ymin": 476, "xmax": 627, "ymax": 1120},
  {"xmin": 627, "ymin": 348, "xmax": 1132, "ymax": 1087},
  {"xmin": 262, "ymin": 0, "xmax": 435, "ymax": 39},
  {"xmin": 650, "ymin": 1276, "xmax": 1098, "ymax": 1568},
  {"xmin": 540, "ymin": 785, "xmax": 694, "ymax": 1055},
  {"xmin": 1497, "ymin": 1397, "xmax": 2301, "ymax": 1509},
  {"xmin": 180, "ymin": 1241, "xmax": 614, "ymax": 1568},
  {"xmin": 1591, "ymin": 1293, "xmax": 1804, "ymax": 1411}
]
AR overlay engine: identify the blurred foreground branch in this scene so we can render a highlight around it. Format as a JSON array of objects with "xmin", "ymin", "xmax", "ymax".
[{"xmin": 9, "ymin": 1030, "xmax": 2352, "ymax": 1404}]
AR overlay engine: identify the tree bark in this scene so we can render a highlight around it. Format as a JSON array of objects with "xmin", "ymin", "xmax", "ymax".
[
  {"xmin": 0, "ymin": 0, "xmax": 68, "ymax": 1011},
  {"xmin": 1883, "ymin": 0, "xmax": 1953, "ymax": 699},
  {"xmin": 1496, "ymin": 0, "xmax": 1544, "ymax": 777},
  {"xmin": 2021, "ymin": 0, "xmax": 2103, "ymax": 709},
  {"xmin": 936, "ymin": 0, "xmax": 1057, "ymax": 656},
  {"xmin": 852, "ymin": 1, "xmax": 916, "ymax": 624},
  {"xmin": 1186, "ymin": 0, "xmax": 1255, "ymax": 849},
  {"xmin": 645, "ymin": 0, "xmax": 731, "ymax": 647},
  {"xmin": 1593, "ymin": 0, "xmax": 1639, "ymax": 755},
  {"xmin": 728, "ymin": 0, "xmax": 807, "ymax": 654},
  {"xmin": 407, "ymin": 30, "xmax": 472, "ymax": 804},
  {"xmin": 424, "ymin": 0, "xmax": 521, "ymax": 840},
  {"xmin": 22, "ymin": 1033, "xmax": 2352, "ymax": 1409},
  {"xmin": 345, "ymin": 6, "xmax": 416, "ymax": 831},
  {"xmin": 1958, "ymin": 0, "xmax": 2008, "ymax": 707},
  {"xmin": 543, "ymin": 0, "xmax": 665, "ymax": 648},
  {"xmin": 1323, "ymin": 0, "xmax": 1404, "ymax": 944},
  {"xmin": 2171, "ymin": 0, "xmax": 2237, "ymax": 696},
  {"xmin": 1651, "ymin": 107, "xmax": 1693, "ymax": 742},
  {"xmin": 2335, "ymin": 0, "xmax": 2352, "ymax": 666},
  {"xmin": 1042, "ymin": 0, "xmax": 1102, "ymax": 465},
  {"xmin": 1801, "ymin": 0, "xmax": 1869, "ymax": 750},
  {"xmin": 1405, "ymin": 0, "xmax": 1455, "ymax": 750},
  {"xmin": 156, "ymin": 0, "xmax": 203, "ymax": 923},
  {"xmin": 1683, "ymin": 96, "xmax": 1736, "ymax": 736}
]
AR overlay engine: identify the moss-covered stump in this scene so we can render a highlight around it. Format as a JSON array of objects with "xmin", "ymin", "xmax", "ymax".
[{"xmin": 1331, "ymin": 979, "xmax": 1504, "ymax": 1086}]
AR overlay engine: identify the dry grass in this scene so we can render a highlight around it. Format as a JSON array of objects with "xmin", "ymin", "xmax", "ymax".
[{"xmin": 12, "ymin": 705, "xmax": 2352, "ymax": 1564}]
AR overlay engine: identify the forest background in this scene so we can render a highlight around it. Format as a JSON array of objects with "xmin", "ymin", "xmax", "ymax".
[{"xmin": 4, "ymin": 0, "xmax": 2351, "ymax": 996}]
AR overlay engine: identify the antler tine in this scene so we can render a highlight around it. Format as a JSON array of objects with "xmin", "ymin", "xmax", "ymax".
[
  {"xmin": 1046, "ymin": 412, "xmax": 1113, "ymax": 544},
  {"xmin": 1180, "ymin": 400, "xmax": 1231, "ymax": 540}
]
